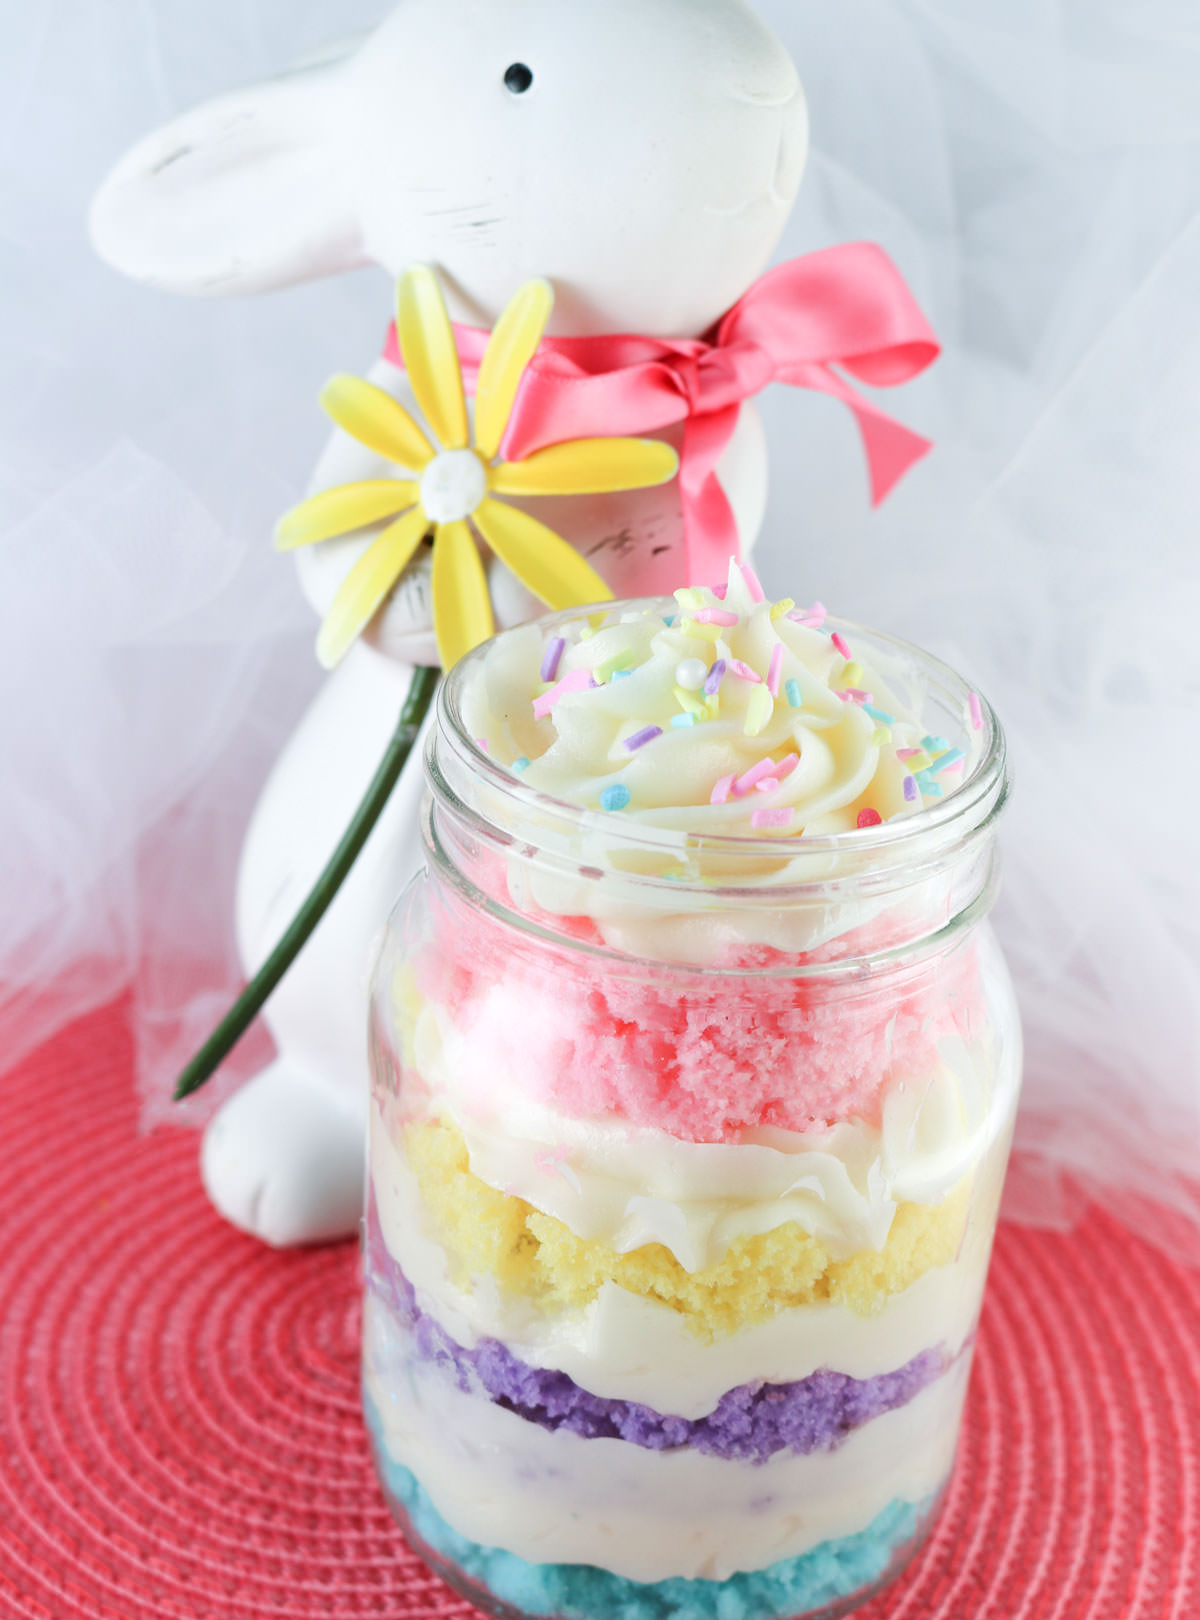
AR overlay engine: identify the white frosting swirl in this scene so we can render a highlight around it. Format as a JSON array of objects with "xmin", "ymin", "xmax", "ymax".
[{"xmin": 460, "ymin": 559, "xmax": 976, "ymax": 837}]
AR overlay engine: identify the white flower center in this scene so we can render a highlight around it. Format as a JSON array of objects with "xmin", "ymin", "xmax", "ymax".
[{"xmin": 420, "ymin": 449, "xmax": 488, "ymax": 524}]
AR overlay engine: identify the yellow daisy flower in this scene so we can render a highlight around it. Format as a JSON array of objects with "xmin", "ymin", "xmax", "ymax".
[{"xmin": 276, "ymin": 266, "xmax": 680, "ymax": 670}]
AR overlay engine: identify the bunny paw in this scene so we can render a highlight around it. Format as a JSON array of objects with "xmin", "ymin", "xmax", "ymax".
[{"xmin": 200, "ymin": 1060, "xmax": 364, "ymax": 1247}]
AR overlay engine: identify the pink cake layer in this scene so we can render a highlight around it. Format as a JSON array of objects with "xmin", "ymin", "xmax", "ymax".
[{"xmin": 415, "ymin": 889, "xmax": 985, "ymax": 1143}]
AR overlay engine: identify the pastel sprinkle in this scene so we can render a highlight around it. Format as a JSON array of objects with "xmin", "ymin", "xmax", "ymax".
[
  {"xmin": 903, "ymin": 775, "xmax": 918, "ymax": 802},
  {"xmin": 611, "ymin": 668, "xmax": 633, "ymax": 681},
  {"xmin": 674, "ymin": 685, "xmax": 709, "ymax": 717},
  {"xmin": 862, "ymin": 703, "xmax": 895, "ymax": 724},
  {"xmin": 675, "ymin": 587, "xmax": 707, "ymax": 609},
  {"xmin": 774, "ymin": 752, "xmax": 800, "ymax": 781},
  {"xmin": 769, "ymin": 598, "xmax": 795, "ymax": 621},
  {"xmin": 579, "ymin": 627, "xmax": 596, "ymax": 641},
  {"xmin": 596, "ymin": 651, "xmax": 634, "ymax": 682},
  {"xmin": 841, "ymin": 661, "xmax": 864, "ymax": 687},
  {"xmin": 703, "ymin": 659, "xmax": 727, "ymax": 696},
  {"xmin": 671, "ymin": 713, "xmax": 697, "ymax": 729},
  {"xmin": 839, "ymin": 688, "xmax": 872, "ymax": 705},
  {"xmin": 728, "ymin": 658, "xmax": 762, "ymax": 684},
  {"xmin": 540, "ymin": 637, "xmax": 566, "ymax": 682},
  {"xmin": 693, "ymin": 607, "xmax": 739, "ymax": 626},
  {"xmin": 922, "ymin": 735, "xmax": 950, "ymax": 753},
  {"xmin": 679, "ymin": 618, "xmax": 722, "ymax": 642},
  {"xmin": 512, "ymin": 756, "xmax": 531, "ymax": 774},
  {"xmin": 897, "ymin": 748, "xmax": 923, "ymax": 760},
  {"xmin": 744, "ymin": 684, "xmax": 774, "ymax": 736},
  {"xmin": 767, "ymin": 644, "xmax": 783, "ymax": 697},
  {"xmin": 785, "ymin": 678, "xmax": 803, "ymax": 708},
  {"xmin": 870, "ymin": 726, "xmax": 891, "ymax": 746},
  {"xmin": 916, "ymin": 773, "xmax": 944, "ymax": 798},
  {"xmin": 712, "ymin": 583, "xmax": 728, "ymax": 600},
  {"xmin": 929, "ymin": 747, "xmax": 965, "ymax": 776},
  {"xmin": 710, "ymin": 774, "xmax": 736, "ymax": 805},
  {"xmin": 739, "ymin": 561, "xmax": 766, "ymax": 603},
  {"xmin": 969, "ymin": 692, "xmax": 984, "ymax": 731},
  {"xmin": 830, "ymin": 631, "xmax": 852, "ymax": 660},
  {"xmin": 475, "ymin": 737, "xmax": 489, "ymax": 752},
  {"xmin": 734, "ymin": 756, "xmax": 779, "ymax": 795},
  {"xmin": 940, "ymin": 757, "xmax": 965, "ymax": 774},
  {"xmin": 533, "ymin": 667, "xmax": 594, "ymax": 718},
  {"xmin": 857, "ymin": 808, "xmax": 883, "ymax": 829},
  {"xmin": 662, "ymin": 615, "xmax": 676, "ymax": 627},
  {"xmin": 624, "ymin": 725, "xmax": 663, "ymax": 752},
  {"xmin": 601, "ymin": 784, "xmax": 631, "ymax": 812},
  {"xmin": 751, "ymin": 807, "xmax": 794, "ymax": 830},
  {"xmin": 755, "ymin": 778, "xmax": 780, "ymax": 794}
]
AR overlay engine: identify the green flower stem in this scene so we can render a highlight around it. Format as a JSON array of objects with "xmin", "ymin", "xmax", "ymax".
[{"xmin": 174, "ymin": 663, "xmax": 440, "ymax": 1102}]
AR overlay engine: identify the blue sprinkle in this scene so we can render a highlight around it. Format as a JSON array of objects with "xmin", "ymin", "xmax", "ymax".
[
  {"xmin": 916, "ymin": 772, "xmax": 944, "ymax": 798},
  {"xmin": 662, "ymin": 614, "xmax": 676, "ymax": 627},
  {"xmin": 862, "ymin": 703, "xmax": 894, "ymax": 725},
  {"xmin": 610, "ymin": 668, "xmax": 633, "ymax": 681},
  {"xmin": 671, "ymin": 713, "xmax": 697, "ymax": 728},
  {"xmin": 921, "ymin": 734, "xmax": 950, "ymax": 753},
  {"xmin": 512, "ymin": 756, "xmax": 531, "ymax": 774},
  {"xmin": 600, "ymin": 784, "xmax": 631, "ymax": 812},
  {"xmin": 785, "ymin": 678, "xmax": 803, "ymax": 708},
  {"xmin": 929, "ymin": 746, "xmax": 964, "ymax": 776}
]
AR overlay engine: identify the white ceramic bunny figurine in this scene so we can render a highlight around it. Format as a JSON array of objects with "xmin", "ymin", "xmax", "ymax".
[{"xmin": 90, "ymin": 0, "xmax": 808, "ymax": 1246}]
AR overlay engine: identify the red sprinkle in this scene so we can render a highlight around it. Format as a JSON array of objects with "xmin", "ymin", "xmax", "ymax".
[
  {"xmin": 857, "ymin": 808, "xmax": 883, "ymax": 828},
  {"xmin": 831, "ymin": 632, "xmax": 852, "ymax": 660}
]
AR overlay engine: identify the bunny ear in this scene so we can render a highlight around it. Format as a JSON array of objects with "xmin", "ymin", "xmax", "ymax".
[{"xmin": 89, "ymin": 67, "xmax": 363, "ymax": 297}]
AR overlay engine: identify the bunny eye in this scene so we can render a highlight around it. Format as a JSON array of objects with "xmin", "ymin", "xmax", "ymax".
[{"xmin": 504, "ymin": 62, "xmax": 534, "ymax": 94}]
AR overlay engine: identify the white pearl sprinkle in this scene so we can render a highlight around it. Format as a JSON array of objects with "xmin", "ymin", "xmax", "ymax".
[{"xmin": 675, "ymin": 657, "xmax": 709, "ymax": 691}]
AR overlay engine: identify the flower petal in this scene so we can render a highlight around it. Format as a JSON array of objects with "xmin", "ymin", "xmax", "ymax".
[
  {"xmin": 320, "ymin": 374, "xmax": 435, "ymax": 470},
  {"xmin": 491, "ymin": 437, "xmax": 679, "ymax": 497},
  {"xmin": 275, "ymin": 481, "xmax": 418, "ymax": 551},
  {"xmin": 472, "ymin": 498, "xmax": 615, "ymax": 611},
  {"xmin": 432, "ymin": 520, "xmax": 495, "ymax": 670},
  {"xmin": 473, "ymin": 279, "xmax": 554, "ymax": 462},
  {"xmin": 395, "ymin": 265, "xmax": 470, "ymax": 451},
  {"xmin": 315, "ymin": 506, "xmax": 431, "ymax": 668}
]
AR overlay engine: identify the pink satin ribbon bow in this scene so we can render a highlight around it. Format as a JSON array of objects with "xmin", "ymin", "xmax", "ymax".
[{"xmin": 383, "ymin": 243, "xmax": 939, "ymax": 582}]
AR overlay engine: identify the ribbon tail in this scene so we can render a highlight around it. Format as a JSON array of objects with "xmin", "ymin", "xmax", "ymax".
[
  {"xmin": 680, "ymin": 406, "xmax": 744, "ymax": 581},
  {"xmin": 785, "ymin": 362, "xmax": 933, "ymax": 506}
]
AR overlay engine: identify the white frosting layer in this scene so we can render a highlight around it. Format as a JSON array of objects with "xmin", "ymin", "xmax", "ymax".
[
  {"xmin": 439, "ymin": 1040, "xmax": 1005, "ymax": 1268},
  {"xmin": 460, "ymin": 559, "xmax": 978, "ymax": 839},
  {"xmin": 365, "ymin": 1293, "xmax": 968, "ymax": 1583},
  {"xmin": 369, "ymin": 1107, "xmax": 1009, "ymax": 1415}
]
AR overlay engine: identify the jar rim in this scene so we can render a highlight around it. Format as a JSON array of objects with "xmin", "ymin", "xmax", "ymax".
[{"xmin": 432, "ymin": 600, "xmax": 1009, "ymax": 883}]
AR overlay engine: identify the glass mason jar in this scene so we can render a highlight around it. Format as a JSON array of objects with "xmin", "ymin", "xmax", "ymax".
[{"xmin": 363, "ymin": 606, "xmax": 1020, "ymax": 1620}]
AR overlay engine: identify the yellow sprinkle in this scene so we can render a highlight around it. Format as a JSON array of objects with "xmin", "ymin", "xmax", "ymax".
[
  {"xmin": 579, "ymin": 627, "xmax": 596, "ymax": 641},
  {"xmin": 536, "ymin": 682, "xmax": 554, "ymax": 696},
  {"xmin": 674, "ymin": 685, "xmax": 708, "ymax": 718},
  {"xmin": 871, "ymin": 726, "xmax": 891, "ymax": 747},
  {"xmin": 769, "ymin": 598, "xmax": 795, "ymax": 620},
  {"xmin": 744, "ymin": 685, "xmax": 774, "ymax": 737},
  {"xmin": 842, "ymin": 661, "xmax": 864, "ymax": 687},
  {"xmin": 678, "ymin": 618, "xmax": 722, "ymax": 643},
  {"xmin": 906, "ymin": 751, "xmax": 933, "ymax": 772},
  {"xmin": 704, "ymin": 692, "xmax": 721, "ymax": 721},
  {"xmin": 675, "ymin": 587, "xmax": 706, "ymax": 610},
  {"xmin": 597, "ymin": 652, "xmax": 634, "ymax": 682}
]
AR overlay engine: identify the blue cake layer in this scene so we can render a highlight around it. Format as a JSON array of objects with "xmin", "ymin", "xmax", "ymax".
[{"xmin": 365, "ymin": 1391, "xmax": 932, "ymax": 1620}]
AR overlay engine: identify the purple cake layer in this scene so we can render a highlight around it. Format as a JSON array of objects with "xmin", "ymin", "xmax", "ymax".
[{"xmin": 365, "ymin": 1199, "xmax": 950, "ymax": 1466}]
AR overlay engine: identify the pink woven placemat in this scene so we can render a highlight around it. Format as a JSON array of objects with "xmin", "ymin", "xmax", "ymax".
[{"xmin": 1, "ymin": 999, "xmax": 1198, "ymax": 1619}]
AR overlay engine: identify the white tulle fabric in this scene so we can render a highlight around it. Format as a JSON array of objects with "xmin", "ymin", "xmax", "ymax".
[{"xmin": 2, "ymin": 2, "xmax": 1197, "ymax": 1254}]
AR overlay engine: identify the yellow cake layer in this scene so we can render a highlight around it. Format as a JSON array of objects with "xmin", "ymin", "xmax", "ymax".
[{"xmin": 405, "ymin": 1119, "xmax": 972, "ymax": 1340}]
